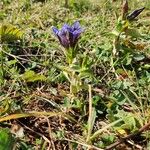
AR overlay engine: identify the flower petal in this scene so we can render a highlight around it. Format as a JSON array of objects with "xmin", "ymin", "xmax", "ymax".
[
  {"xmin": 52, "ymin": 21, "xmax": 84, "ymax": 49},
  {"xmin": 58, "ymin": 35, "xmax": 70, "ymax": 48},
  {"xmin": 73, "ymin": 30, "xmax": 82, "ymax": 39},
  {"xmin": 52, "ymin": 27, "xmax": 59, "ymax": 36},
  {"xmin": 62, "ymin": 24, "xmax": 70, "ymax": 30},
  {"xmin": 72, "ymin": 21, "xmax": 81, "ymax": 30},
  {"xmin": 58, "ymin": 27, "xmax": 70, "ymax": 48}
]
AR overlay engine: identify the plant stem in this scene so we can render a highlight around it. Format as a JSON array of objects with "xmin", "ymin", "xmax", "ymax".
[
  {"xmin": 86, "ymin": 85, "xmax": 96, "ymax": 143},
  {"xmin": 86, "ymin": 85, "xmax": 92, "ymax": 141},
  {"xmin": 65, "ymin": 0, "xmax": 69, "ymax": 8},
  {"xmin": 0, "ymin": 46, "xmax": 4, "ymax": 85},
  {"xmin": 90, "ymin": 119, "xmax": 122, "ymax": 141}
]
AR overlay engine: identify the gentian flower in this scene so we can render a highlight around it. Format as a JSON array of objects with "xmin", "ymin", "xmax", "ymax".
[
  {"xmin": 127, "ymin": 7, "xmax": 145, "ymax": 21},
  {"xmin": 52, "ymin": 21, "xmax": 84, "ymax": 49},
  {"xmin": 67, "ymin": 21, "xmax": 84, "ymax": 48}
]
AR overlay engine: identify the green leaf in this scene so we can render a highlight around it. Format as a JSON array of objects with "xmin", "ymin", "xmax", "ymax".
[
  {"xmin": 21, "ymin": 70, "xmax": 46, "ymax": 82},
  {"xmin": 125, "ymin": 28, "xmax": 141, "ymax": 38},
  {"xmin": 6, "ymin": 59, "xmax": 18, "ymax": 66},
  {"xmin": 133, "ymin": 54, "xmax": 145, "ymax": 61},
  {"xmin": 116, "ymin": 18, "xmax": 129, "ymax": 33},
  {"xmin": 0, "ymin": 128, "xmax": 15, "ymax": 150},
  {"xmin": 142, "ymin": 64, "xmax": 150, "ymax": 69},
  {"xmin": 101, "ymin": 134, "xmax": 115, "ymax": 145},
  {"xmin": 62, "ymin": 71, "xmax": 71, "ymax": 82},
  {"xmin": 0, "ymin": 24, "xmax": 24, "ymax": 43},
  {"xmin": 115, "ymin": 110, "xmax": 140, "ymax": 132}
]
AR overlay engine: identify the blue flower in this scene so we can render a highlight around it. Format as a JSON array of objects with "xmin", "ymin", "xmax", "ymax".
[
  {"xmin": 127, "ymin": 7, "xmax": 145, "ymax": 21},
  {"xmin": 52, "ymin": 21, "xmax": 84, "ymax": 49}
]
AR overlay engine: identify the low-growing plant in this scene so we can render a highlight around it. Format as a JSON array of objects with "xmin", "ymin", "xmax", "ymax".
[
  {"xmin": 52, "ymin": 21, "xmax": 93, "ymax": 96},
  {"xmin": 105, "ymin": 0, "xmax": 150, "ymax": 146}
]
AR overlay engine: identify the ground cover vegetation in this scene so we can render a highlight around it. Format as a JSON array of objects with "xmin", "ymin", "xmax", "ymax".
[{"xmin": 0, "ymin": 0, "xmax": 150, "ymax": 149}]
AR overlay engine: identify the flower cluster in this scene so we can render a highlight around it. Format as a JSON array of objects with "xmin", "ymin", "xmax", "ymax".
[{"xmin": 52, "ymin": 21, "xmax": 84, "ymax": 49}]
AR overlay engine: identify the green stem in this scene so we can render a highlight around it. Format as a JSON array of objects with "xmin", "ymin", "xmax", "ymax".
[
  {"xmin": 70, "ymin": 71, "xmax": 77, "ymax": 96},
  {"xmin": 66, "ymin": 47, "xmax": 76, "ymax": 65}
]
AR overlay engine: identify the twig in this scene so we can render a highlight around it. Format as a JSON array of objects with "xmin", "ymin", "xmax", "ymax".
[
  {"xmin": 18, "ymin": 120, "xmax": 50, "ymax": 144},
  {"xmin": 45, "ymin": 117, "xmax": 56, "ymax": 150},
  {"xmin": 105, "ymin": 121, "xmax": 150, "ymax": 150},
  {"xmin": 1, "ymin": 49, "xmax": 44, "ymax": 66},
  {"xmin": 64, "ymin": 138, "xmax": 104, "ymax": 150},
  {"xmin": 126, "ymin": 140, "xmax": 142, "ymax": 149}
]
